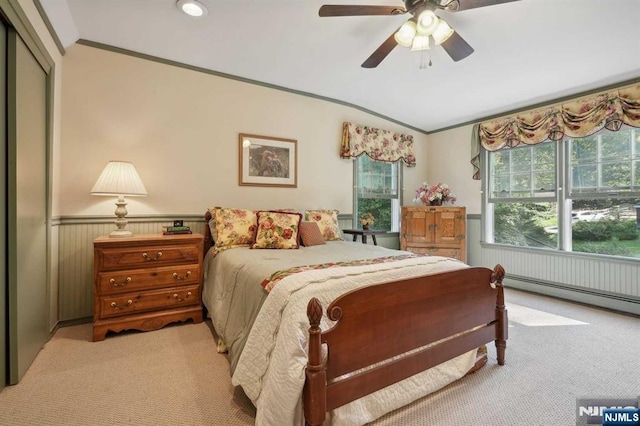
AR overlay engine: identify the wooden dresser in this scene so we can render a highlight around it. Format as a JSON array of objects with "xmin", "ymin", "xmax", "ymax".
[
  {"xmin": 93, "ymin": 233, "xmax": 204, "ymax": 341},
  {"xmin": 400, "ymin": 206, "xmax": 467, "ymax": 263}
]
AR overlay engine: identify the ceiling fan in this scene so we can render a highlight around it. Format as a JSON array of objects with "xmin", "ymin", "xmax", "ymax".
[{"xmin": 319, "ymin": 0, "xmax": 520, "ymax": 68}]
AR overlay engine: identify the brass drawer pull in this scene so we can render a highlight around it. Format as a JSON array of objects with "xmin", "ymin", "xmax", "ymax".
[
  {"xmin": 109, "ymin": 277, "xmax": 131, "ymax": 287},
  {"xmin": 173, "ymin": 271, "xmax": 191, "ymax": 280},
  {"xmin": 110, "ymin": 300, "xmax": 133, "ymax": 310},
  {"xmin": 142, "ymin": 252, "xmax": 163, "ymax": 261},
  {"xmin": 173, "ymin": 292, "xmax": 192, "ymax": 302}
]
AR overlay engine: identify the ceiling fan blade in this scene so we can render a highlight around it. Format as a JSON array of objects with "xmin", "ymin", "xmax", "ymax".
[
  {"xmin": 361, "ymin": 31, "xmax": 398, "ymax": 68},
  {"xmin": 445, "ymin": 0, "xmax": 520, "ymax": 12},
  {"xmin": 319, "ymin": 5, "xmax": 405, "ymax": 17},
  {"xmin": 440, "ymin": 32, "xmax": 474, "ymax": 62}
]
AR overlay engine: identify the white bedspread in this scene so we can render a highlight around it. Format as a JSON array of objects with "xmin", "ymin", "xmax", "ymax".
[{"xmin": 231, "ymin": 254, "xmax": 475, "ymax": 426}]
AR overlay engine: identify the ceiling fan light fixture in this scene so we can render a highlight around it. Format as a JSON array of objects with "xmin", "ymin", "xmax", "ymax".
[
  {"xmin": 432, "ymin": 19, "xmax": 454, "ymax": 45},
  {"xmin": 394, "ymin": 20, "xmax": 417, "ymax": 47},
  {"xmin": 176, "ymin": 0, "xmax": 208, "ymax": 17},
  {"xmin": 410, "ymin": 35, "xmax": 430, "ymax": 51},
  {"xmin": 416, "ymin": 10, "xmax": 438, "ymax": 35}
]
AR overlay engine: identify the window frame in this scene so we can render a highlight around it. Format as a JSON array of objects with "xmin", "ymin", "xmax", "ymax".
[
  {"xmin": 353, "ymin": 155, "xmax": 403, "ymax": 232},
  {"xmin": 482, "ymin": 125, "xmax": 640, "ymax": 259}
]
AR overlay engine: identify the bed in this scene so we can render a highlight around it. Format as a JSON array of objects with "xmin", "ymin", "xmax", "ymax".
[{"xmin": 202, "ymin": 208, "xmax": 507, "ymax": 426}]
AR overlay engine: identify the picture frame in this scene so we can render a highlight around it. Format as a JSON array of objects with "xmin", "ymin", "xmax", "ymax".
[{"xmin": 238, "ymin": 133, "xmax": 298, "ymax": 188}]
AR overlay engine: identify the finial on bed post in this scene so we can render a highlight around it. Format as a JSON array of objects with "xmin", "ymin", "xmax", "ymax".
[
  {"xmin": 304, "ymin": 298, "xmax": 327, "ymax": 426},
  {"xmin": 492, "ymin": 264, "xmax": 507, "ymax": 366}
]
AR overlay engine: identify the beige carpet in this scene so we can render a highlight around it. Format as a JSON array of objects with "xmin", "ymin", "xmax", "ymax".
[{"xmin": 0, "ymin": 288, "xmax": 638, "ymax": 426}]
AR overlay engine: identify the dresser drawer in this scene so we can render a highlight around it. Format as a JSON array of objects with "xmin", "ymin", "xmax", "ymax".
[
  {"xmin": 97, "ymin": 264, "xmax": 201, "ymax": 295},
  {"xmin": 99, "ymin": 284, "xmax": 201, "ymax": 319},
  {"xmin": 96, "ymin": 243, "xmax": 201, "ymax": 270}
]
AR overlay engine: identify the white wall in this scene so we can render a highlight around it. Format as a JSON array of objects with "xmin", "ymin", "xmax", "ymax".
[
  {"xmin": 60, "ymin": 44, "xmax": 430, "ymax": 217},
  {"xmin": 425, "ymin": 124, "xmax": 481, "ymax": 214}
]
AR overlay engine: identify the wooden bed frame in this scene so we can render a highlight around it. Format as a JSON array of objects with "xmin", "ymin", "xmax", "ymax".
[
  {"xmin": 303, "ymin": 264, "xmax": 507, "ymax": 425},
  {"xmin": 204, "ymin": 210, "xmax": 506, "ymax": 425}
]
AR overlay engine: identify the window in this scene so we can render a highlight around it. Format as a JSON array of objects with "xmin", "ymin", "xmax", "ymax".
[
  {"xmin": 485, "ymin": 126, "xmax": 640, "ymax": 259},
  {"xmin": 354, "ymin": 155, "xmax": 402, "ymax": 232}
]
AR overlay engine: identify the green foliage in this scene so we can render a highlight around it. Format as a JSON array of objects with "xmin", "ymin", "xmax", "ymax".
[
  {"xmin": 572, "ymin": 240, "xmax": 634, "ymax": 257},
  {"xmin": 572, "ymin": 221, "xmax": 612, "ymax": 241},
  {"xmin": 609, "ymin": 220, "xmax": 639, "ymax": 241},
  {"xmin": 494, "ymin": 203, "xmax": 556, "ymax": 248},
  {"xmin": 357, "ymin": 198, "xmax": 392, "ymax": 231}
]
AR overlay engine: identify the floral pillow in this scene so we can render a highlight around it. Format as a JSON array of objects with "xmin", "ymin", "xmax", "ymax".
[
  {"xmin": 305, "ymin": 209, "xmax": 343, "ymax": 241},
  {"xmin": 299, "ymin": 221, "xmax": 326, "ymax": 247},
  {"xmin": 213, "ymin": 207, "xmax": 257, "ymax": 250},
  {"xmin": 252, "ymin": 211, "xmax": 302, "ymax": 249}
]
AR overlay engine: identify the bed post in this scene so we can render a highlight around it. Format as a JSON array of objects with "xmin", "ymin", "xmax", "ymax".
[
  {"xmin": 204, "ymin": 210, "xmax": 213, "ymax": 258},
  {"xmin": 492, "ymin": 264, "xmax": 507, "ymax": 365},
  {"xmin": 304, "ymin": 298, "xmax": 327, "ymax": 426}
]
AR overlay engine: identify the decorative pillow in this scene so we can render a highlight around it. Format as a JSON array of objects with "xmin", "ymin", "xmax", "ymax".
[
  {"xmin": 213, "ymin": 207, "xmax": 256, "ymax": 250},
  {"xmin": 305, "ymin": 209, "xmax": 343, "ymax": 241},
  {"xmin": 251, "ymin": 211, "xmax": 302, "ymax": 249},
  {"xmin": 207, "ymin": 207, "xmax": 218, "ymax": 242},
  {"xmin": 299, "ymin": 221, "xmax": 326, "ymax": 247}
]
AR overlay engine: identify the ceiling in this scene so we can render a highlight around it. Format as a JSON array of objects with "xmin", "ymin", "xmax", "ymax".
[{"xmin": 38, "ymin": 0, "xmax": 640, "ymax": 133}]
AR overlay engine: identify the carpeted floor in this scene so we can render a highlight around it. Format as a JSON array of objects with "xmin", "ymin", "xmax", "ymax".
[{"xmin": 0, "ymin": 288, "xmax": 638, "ymax": 426}]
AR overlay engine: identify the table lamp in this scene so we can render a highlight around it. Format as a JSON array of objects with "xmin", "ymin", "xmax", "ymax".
[{"xmin": 91, "ymin": 161, "xmax": 148, "ymax": 237}]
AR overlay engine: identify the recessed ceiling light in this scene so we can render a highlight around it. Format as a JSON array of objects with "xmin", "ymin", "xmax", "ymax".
[{"xmin": 176, "ymin": 0, "xmax": 208, "ymax": 17}]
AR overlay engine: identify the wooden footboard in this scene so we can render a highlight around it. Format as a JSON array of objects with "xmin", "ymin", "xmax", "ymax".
[{"xmin": 304, "ymin": 264, "xmax": 507, "ymax": 425}]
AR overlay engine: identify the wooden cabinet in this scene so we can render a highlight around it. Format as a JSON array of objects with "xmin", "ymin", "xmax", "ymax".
[
  {"xmin": 93, "ymin": 233, "xmax": 204, "ymax": 341},
  {"xmin": 400, "ymin": 206, "xmax": 467, "ymax": 263}
]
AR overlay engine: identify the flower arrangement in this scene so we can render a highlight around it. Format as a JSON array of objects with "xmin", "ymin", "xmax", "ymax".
[
  {"xmin": 413, "ymin": 182, "xmax": 456, "ymax": 206},
  {"xmin": 359, "ymin": 212, "xmax": 375, "ymax": 229}
]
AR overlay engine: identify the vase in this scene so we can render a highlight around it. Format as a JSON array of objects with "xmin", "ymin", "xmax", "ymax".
[
  {"xmin": 363, "ymin": 224, "xmax": 369, "ymax": 230},
  {"xmin": 430, "ymin": 199, "xmax": 442, "ymax": 206}
]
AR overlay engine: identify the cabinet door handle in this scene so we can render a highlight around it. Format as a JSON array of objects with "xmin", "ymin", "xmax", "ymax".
[
  {"xmin": 173, "ymin": 271, "xmax": 191, "ymax": 280},
  {"xmin": 142, "ymin": 252, "xmax": 163, "ymax": 261},
  {"xmin": 109, "ymin": 277, "xmax": 131, "ymax": 287},
  {"xmin": 110, "ymin": 300, "xmax": 133, "ymax": 310},
  {"xmin": 173, "ymin": 291, "xmax": 192, "ymax": 302}
]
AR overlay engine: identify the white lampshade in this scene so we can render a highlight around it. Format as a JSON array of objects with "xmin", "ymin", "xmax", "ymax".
[
  {"xmin": 411, "ymin": 35, "xmax": 430, "ymax": 51},
  {"xmin": 91, "ymin": 161, "xmax": 147, "ymax": 238},
  {"xmin": 416, "ymin": 10, "xmax": 438, "ymax": 35},
  {"xmin": 394, "ymin": 20, "xmax": 417, "ymax": 47},
  {"xmin": 432, "ymin": 19, "xmax": 454, "ymax": 45},
  {"xmin": 91, "ymin": 161, "xmax": 148, "ymax": 197}
]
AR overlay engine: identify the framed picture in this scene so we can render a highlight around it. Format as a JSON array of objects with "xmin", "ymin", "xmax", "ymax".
[{"xmin": 238, "ymin": 133, "xmax": 298, "ymax": 188}]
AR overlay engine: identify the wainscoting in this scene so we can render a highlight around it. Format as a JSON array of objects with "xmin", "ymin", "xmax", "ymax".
[
  {"xmin": 58, "ymin": 214, "xmax": 638, "ymax": 324},
  {"xmin": 56, "ymin": 213, "xmax": 398, "ymax": 323},
  {"xmin": 467, "ymin": 216, "xmax": 640, "ymax": 315}
]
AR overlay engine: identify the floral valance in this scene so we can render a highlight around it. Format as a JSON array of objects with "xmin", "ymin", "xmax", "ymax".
[
  {"xmin": 340, "ymin": 122, "xmax": 416, "ymax": 167},
  {"xmin": 471, "ymin": 84, "xmax": 640, "ymax": 179}
]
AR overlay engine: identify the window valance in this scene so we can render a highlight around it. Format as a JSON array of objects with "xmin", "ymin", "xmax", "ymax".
[
  {"xmin": 340, "ymin": 122, "xmax": 416, "ymax": 167},
  {"xmin": 471, "ymin": 84, "xmax": 640, "ymax": 179}
]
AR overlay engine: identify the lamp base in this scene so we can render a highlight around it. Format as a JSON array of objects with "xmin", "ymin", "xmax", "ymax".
[
  {"xmin": 110, "ymin": 196, "xmax": 133, "ymax": 238},
  {"xmin": 109, "ymin": 229, "xmax": 133, "ymax": 238}
]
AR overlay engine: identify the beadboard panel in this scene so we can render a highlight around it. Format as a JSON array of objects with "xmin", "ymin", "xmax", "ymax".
[
  {"xmin": 57, "ymin": 217, "xmax": 206, "ymax": 321},
  {"xmin": 57, "ymin": 214, "xmax": 365, "ymax": 322},
  {"xmin": 467, "ymin": 217, "xmax": 640, "ymax": 315}
]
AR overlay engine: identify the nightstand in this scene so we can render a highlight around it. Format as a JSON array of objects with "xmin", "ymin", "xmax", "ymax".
[{"xmin": 92, "ymin": 233, "xmax": 204, "ymax": 341}]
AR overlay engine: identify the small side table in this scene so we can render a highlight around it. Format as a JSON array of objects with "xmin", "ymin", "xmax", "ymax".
[{"xmin": 342, "ymin": 229, "xmax": 388, "ymax": 245}]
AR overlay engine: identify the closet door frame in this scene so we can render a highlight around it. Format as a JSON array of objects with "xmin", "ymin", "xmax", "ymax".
[{"xmin": 0, "ymin": 0, "xmax": 56, "ymax": 386}]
